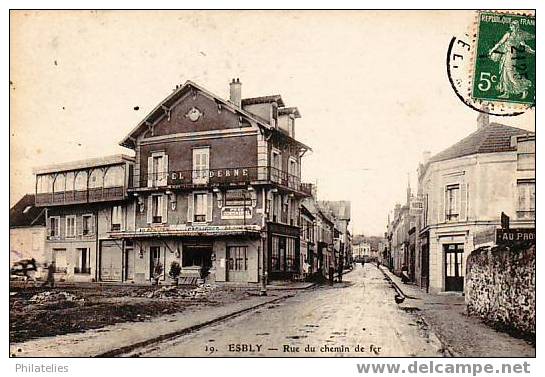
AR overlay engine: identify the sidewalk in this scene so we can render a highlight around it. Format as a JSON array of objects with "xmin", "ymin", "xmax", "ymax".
[
  {"xmin": 378, "ymin": 266, "xmax": 535, "ymax": 357},
  {"xmin": 10, "ymin": 291, "xmax": 293, "ymax": 357}
]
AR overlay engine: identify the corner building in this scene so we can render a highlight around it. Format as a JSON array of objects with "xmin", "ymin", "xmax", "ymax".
[{"xmin": 98, "ymin": 79, "xmax": 310, "ymax": 284}]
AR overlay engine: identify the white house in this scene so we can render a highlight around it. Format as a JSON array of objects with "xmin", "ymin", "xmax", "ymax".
[{"xmin": 417, "ymin": 115, "xmax": 535, "ymax": 293}]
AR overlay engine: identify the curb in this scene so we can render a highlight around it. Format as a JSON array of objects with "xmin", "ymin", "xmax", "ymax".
[
  {"xmin": 417, "ymin": 314, "xmax": 460, "ymax": 357},
  {"xmin": 266, "ymin": 282, "xmax": 317, "ymax": 291},
  {"xmin": 377, "ymin": 266, "xmax": 459, "ymax": 357},
  {"xmin": 377, "ymin": 266, "xmax": 416, "ymax": 299},
  {"xmin": 96, "ymin": 294, "xmax": 294, "ymax": 357}
]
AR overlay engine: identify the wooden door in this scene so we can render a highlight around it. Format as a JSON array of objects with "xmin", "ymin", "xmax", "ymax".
[{"xmin": 444, "ymin": 244, "xmax": 464, "ymax": 292}]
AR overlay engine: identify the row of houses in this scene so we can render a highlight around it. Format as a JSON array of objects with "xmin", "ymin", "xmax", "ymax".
[
  {"xmin": 384, "ymin": 112, "xmax": 535, "ymax": 294},
  {"xmin": 10, "ymin": 79, "xmax": 351, "ymax": 285}
]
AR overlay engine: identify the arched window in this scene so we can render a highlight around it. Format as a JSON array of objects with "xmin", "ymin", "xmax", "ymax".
[
  {"xmin": 65, "ymin": 172, "xmax": 75, "ymax": 192},
  {"xmin": 89, "ymin": 169, "xmax": 104, "ymax": 189},
  {"xmin": 36, "ymin": 175, "xmax": 53, "ymax": 193},
  {"xmin": 74, "ymin": 171, "xmax": 88, "ymax": 191},
  {"xmin": 53, "ymin": 174, "xmax": 66, "ymax": 193},
  {"xmin": 104, "ymin": 166, "xmax": 124, "ymax": 188}
]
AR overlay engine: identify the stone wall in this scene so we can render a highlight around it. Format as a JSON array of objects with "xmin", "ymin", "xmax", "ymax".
[{"xmin": 465, "ymin": 244, "xmax": 535, "ymax": 339}]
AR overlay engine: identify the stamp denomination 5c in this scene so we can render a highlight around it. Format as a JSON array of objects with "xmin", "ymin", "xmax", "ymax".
[{"xmin": 472, "ymin": 12, "xmax": 535, "ymax": 105}]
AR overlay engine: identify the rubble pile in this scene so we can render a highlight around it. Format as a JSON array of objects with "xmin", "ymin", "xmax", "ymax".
[
  {"xmin": 145, "ymin": 284, "xmax": 218, "ymax": 299},
  {"xmin": 29, "ymin": 291, "xmax": 84, "ymax": 304}
]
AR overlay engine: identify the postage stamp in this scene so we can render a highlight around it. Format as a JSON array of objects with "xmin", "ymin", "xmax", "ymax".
[
  {"xmin": 446, "ymin": 10, "xmax": 535, "ymax": 116},
  {"xmin": 472, "ymin": 12, "xmax": 536, "ymax": 105}
]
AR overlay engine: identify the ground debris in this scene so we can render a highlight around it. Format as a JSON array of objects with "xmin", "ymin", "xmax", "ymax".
[
  {"xmin": 29, "ymin": 291, "xmax": 83, "ymax": 304},
  {"xmin": 143, "ymin": 284, "xmax": 218, "ymax": 299}
]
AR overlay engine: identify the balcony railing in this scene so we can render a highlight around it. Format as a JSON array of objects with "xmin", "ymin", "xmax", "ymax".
[
  {"xmin": 36, "ymin": 186, "xmax": 125, "ymax": 206},
  {"xmin": 133, "ymin": 166, "xmax": 312, "ymax": 195}
]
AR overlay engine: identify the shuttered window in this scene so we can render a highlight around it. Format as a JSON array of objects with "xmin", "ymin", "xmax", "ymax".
[
  {"xmin": 111, "ymin": 206, "xmax": 123, "ymax": 230},
  {"xmin": 49, "ymin": 216, "xmax": 60, "ymax": 237},
  {"xmin": 151, "ymin": 195, "xmax": 163, "ymax": 223},
  {"xmin": 82, "ymin": 215, "xmax": 94, "ymax": 235},
  {"xmin": 65, "ymin": 216, "xmax": 76, "ymax": 238},
  {"xmin": 192, "ymin": 148, "xmax": 209, "ymax": 184},
  {"xmin": 194, "ymin": 193, "xmax": 207, "ymax": 222},
  {"xmin": 445, "ymin": 184, "xmax": 460, "ymax": 222},
  {"xmin": 148, "ymin": 152, "xmax": 168, "ymax": 187},
  {"xmin": 517, "ymin": 180, "xmax": 535, "ymax": 219}
]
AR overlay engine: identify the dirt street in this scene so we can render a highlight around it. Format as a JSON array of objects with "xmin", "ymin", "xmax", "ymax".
[
  {"xmin": 126, "ymin": 265, "xmax": 443, "ymax": 357},
  {"xmin": 9, "ymin": 283, "xmax": 254, "ymax": 344}
]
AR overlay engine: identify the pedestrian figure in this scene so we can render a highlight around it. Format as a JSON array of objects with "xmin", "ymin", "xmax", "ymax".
[
  {"xmin": 338, "ymin": 260, "xmax": 344, "ymax": 283},
  {"xmin": 23, "ymin": 258, "xmax": 38, "ymax": 287},
  {"xmin": 361, "ymin": 259, "xmax": 365, "ymax": 268},
  {"xmin": 42, "ymin": 261, "xmax": 56, "ymax": 288},
  {"xmin": 328, "ymin": 266, "xmax": 334, "ymax": 285}
]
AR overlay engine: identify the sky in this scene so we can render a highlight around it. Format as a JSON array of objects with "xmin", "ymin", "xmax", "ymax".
[{"xmin": 10, "ymin": 10, "xmax": 535, "ymax": 236}]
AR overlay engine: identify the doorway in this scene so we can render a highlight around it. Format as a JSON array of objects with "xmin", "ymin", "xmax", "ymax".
[
  {"xmin": 124, "ymin": 241, "xmax": 135, "ymax": 281},
  {"xmin": 226, "ymin": 246, "xmax": 248, "ymax": 282},
  {"xmin": 183, "ymin": 245, "xmax": 213, "ymax": 278},
  {"xmin": 444, "ymin": 243, "xmax": 464, "ymax": 292},
  {"xmin": 149, "ymin": 246, "xmax": 162, "ymax": 280}
]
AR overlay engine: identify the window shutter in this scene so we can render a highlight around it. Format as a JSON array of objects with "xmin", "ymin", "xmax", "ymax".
[
  {"xmin": 76, "ymin": 215, "xmax": 83, "ymax": 235},
  {"xmin": 162, "ymin": 155, "xmax": 169, "ymax": 186},
  {"xmin": 438, "ymin": 185, "xmax": 445, "ymax": 223},
  {"xmin": 147, "ymin": 156, "xmax": 153, "ymax": 187},
  {"xmin": 162, "ymin": 195, "xmax": 168, "ymax": 223},
  {"xmin": 90, "ymin": 215, "xmax": 96, "ymax": 235},
  {"xmin": 187, "ymin": 194, "xmax": 194, "ymax": 223},
  {"xmin": 121, "ymin": 206, "xmax": 127, "ymax": 230},
  {"xmin": 459, "ymin": 184, "xmax": 467, "ymax": 221},
  {"xmin": 147, "ymin": 196, "xmax": 153, "ymax": 224},
  {"xmin": 206, "ymin": 193, "xmax": 213, "ymax": 222},
  {"xmin": 59, "ymin": 217, "xmax": 65, "ymax": 238}
]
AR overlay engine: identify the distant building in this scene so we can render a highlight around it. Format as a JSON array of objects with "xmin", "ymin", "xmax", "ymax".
[
  {"xmin": 417, "ymin": 116, "xmax": 535, "ymax": 293},
  {"xmin": 319, "ymin": 200, "xmax": 351, "ymax": 267},
  {"xmin": 352, "ymin": 241, "xmax": 371, "ymax": 261},
  {"xmin": 10, "ymin": 194, "xmax": 46, "ymax": 265},
  {"xmin": 300, "ymin": 202, "xmax": 316, "ymax": 277}
]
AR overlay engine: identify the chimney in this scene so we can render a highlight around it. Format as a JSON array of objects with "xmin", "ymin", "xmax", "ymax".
[
  {"xmin": 422, "ymin": 151, "xmax": 431, "ymax": 164},
  {"xmin": 477, "ymin": 104, "xmax": 489, "ymax": 129},
  {"xmin": 229, "ymin": 78, "xmax": 242, "ymax": 107}
]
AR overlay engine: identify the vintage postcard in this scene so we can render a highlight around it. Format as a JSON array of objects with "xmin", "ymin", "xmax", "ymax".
[{"xmin": 9, "ymin": 10, "xmax": 535, "ymax": 361}]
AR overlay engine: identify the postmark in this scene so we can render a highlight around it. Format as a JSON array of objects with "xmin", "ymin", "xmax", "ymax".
[{"xmin": 447, "ymin": 10, "xmax": 535, "ymax": 115}]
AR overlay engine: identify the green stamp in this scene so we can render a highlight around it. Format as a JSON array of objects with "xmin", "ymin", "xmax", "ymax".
[{"xmin": 472, "ymin": 12, "xmax": 535, "ymax": 105}]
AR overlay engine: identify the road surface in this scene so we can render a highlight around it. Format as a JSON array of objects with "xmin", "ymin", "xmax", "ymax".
[{"xmin": 126, "ymin": 264, "xmax": 443, "ymax": 357}]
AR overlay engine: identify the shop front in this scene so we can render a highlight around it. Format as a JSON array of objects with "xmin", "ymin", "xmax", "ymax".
[
  {"xmin": 107, "ymin": 224, "xmax": 262, "ymax": 284},
  {"xmin": 267, "ymin": 222, "xmax": 301, "ymax": 280}
]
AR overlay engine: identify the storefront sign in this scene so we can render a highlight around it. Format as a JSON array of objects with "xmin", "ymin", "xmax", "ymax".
[
  {"xmin": 473, "ymin": 227, "xmax": 496, "ymax": 246},
  {"xmin": 221, "ymin": 206, "xmax": 252, "ymax": 220},
  {"xmin": 409, "ymin": 197, "xmax": 424, "ymax": 215},
  {"xmin": 168, "ymin": 168, "xmax": 252, "ymax": 185},
  {"xmin": 224, "ymin": 189, "xmax": 253, "ymax": 206},
  {"xmin": 496, "ymin": 228, "xmax": 535, "ymax": 245},
  {"xmin": 136, "ymin": 224, "xmax": 260, "ymax": 233}
]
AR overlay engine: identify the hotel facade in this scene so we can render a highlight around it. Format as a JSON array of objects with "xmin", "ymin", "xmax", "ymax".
[{"xmin": 32, "ymin": 79, "xmax": 312, "ymax": 284}]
